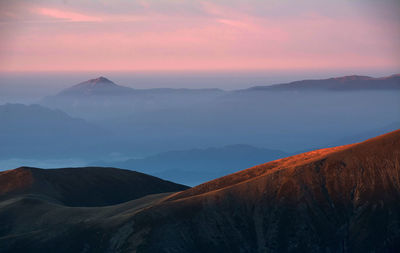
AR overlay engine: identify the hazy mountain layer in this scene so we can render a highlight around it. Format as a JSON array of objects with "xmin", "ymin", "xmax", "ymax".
[
  {"xmin": 1, "ymin": 73, "xmax": 399, "ymax": 165},
  {"xmin": 39, "ymin": 74, "xmax": 400, "ymax": 154},
  {"xmin": 57, "ymin": 77, "xmax": 134, "ymax": 97},
  {"xmin": 97, "ymin": 144, "xmax": 288, "ymax": 186},
  {"xmin": 0, "ymin": 103, "xmax": 108, "ymax": 159},
  {"xmin": 242, "ymin": 73, "xmax": 400, "ymax": 91}
]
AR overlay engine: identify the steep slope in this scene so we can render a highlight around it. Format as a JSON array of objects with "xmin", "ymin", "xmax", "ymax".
[
  {"xmin": 243, "ymin": 73, "xmax": 400, "ymax": 91},
  {"xmin": 121, "ymin": 129, "xmax": 400, "ymax": 252},
  {"xmin": 0, "ymin": 167, "xmax": 188, "ymax": 207}
]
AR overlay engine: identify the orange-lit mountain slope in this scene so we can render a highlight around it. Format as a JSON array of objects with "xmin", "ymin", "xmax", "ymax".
[
  {"xmin": 1, "ymin": 130, "xmax": 399, "ymax": 253},
  {"xmin": 128, "ymin": 129, "xmax": 400, "ymax": 253}
]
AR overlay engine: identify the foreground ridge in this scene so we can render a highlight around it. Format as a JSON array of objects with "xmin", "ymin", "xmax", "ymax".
[
  {"xmin": 0, "ymin": 130, "xmax": 399, "ymax": 253},
  {"xmin": 130, "ymin": 129, "xmax": 400, "ymax": 252}
]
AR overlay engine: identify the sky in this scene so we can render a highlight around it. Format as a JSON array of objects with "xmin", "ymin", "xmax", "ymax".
[{"xmin": 0, "ymin": 0, "xmax": 399, "ymax": 72}]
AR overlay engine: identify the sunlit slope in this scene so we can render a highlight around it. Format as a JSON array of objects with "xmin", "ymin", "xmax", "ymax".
[
  {"xmin": 0, "ymin": 130, "xmax": 399, "ymax": 252},
  {"xmin": 129, "ymin": 129, "xmax": 400, "ymax": 252}
]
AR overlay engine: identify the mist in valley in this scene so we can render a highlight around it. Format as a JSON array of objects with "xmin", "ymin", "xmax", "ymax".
[{"xmin": 0, "ymin": 73, "xmax": 399, "ymax": 185}]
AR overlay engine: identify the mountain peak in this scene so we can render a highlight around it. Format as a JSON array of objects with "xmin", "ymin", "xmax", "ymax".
[
  {"xmin": 79, "ymin": 76, "xmax": 117, "ymax": 88},
  {"xmin": 56, "ymin": 76, "xmax": 134, "ymax": 96},
  {"xmin": 88, "ymin": 76, "xmax": 114, "ymax": 84}
]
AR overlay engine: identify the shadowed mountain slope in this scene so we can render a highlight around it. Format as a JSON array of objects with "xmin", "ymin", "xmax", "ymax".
[{"xmin": 0, "ymin": 167, "xmax": 188, "ymax": 207}]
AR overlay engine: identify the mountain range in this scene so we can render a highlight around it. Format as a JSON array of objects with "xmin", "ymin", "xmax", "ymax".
[
  {"xmin": 242, "ymin": 73, "xmax": 400, "ymax": 91},
  {"xmin": 95, "ymin": 144, "xmax": 288, "ymax": 186},
  {"xmin": 2, "ymin": 73, "xmax": 399, "ymax": 162},
  {"xmin": 0, "ymin": 130, "xmax": 399, "ymax": 252},
  {"xmin": 0, "ymin": 103, "xmax": 107, "ymax": 159},
  {"xmin": 40, "ymin": 73, "xmax": 400, "ymax": 119},
  {"xmin": 47, "ymin": 74, "xmax": 400, "ymax": 98},
  {"xmin": 1, "ymin": 72, "xmax": 399, "ymax": 164},
  {"xmin": 57, "ymin": 77, "xmax": 134, "ymax": 97},
  {"xmin": 56, "ymin": 76, "xmax": 224, "ymax": 97}
]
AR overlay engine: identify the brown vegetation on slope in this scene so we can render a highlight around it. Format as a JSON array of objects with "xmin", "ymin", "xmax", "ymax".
[
  {"xmin": 0, "ymin": 130, "xmax": 399, "ymax": 253},
  {"xmin": 126, "ymin": 129, "xmax": 400, "ymax": 253}
]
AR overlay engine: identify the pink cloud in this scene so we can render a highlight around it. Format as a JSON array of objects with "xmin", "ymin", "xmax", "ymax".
[
  {"xmin": 201, "ymin": 1, "xmax": 238, "ymax": 17},
  {"xmin": 0, "ymin": 1, "xmax": 398, "ymax": 72},
  {"xmin": 34, "ymin": 8, "xmax": 102, "ymax": 22},
  {"xmin": 217, "ymin": 19, "xmax": 252, "ymax": 30}
]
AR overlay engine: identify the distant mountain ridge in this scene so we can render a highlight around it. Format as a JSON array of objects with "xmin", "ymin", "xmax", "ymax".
[
  {"xmin": 329, "ymin": 121, "xmax": 400, "ymax": 147},
  {"xmin": 53, "ymin": 76, "xmax": 224, "ymax": 98},
  {"xmin": 46, "ymin": 73, "xmax": 400, "ymax": 99},
  {"xmin": 57, "ymin": 76, "xmax": 135, "ymax": 96},
  {"xmin": 97, "ymin": 144, "xmax": 288, "ymax": 186},
  {"xmin": 0, "ymin": 103, "xmax": 108, "ymax": 159},
  {"xmin": 242, "ymin": 73, "xmax": 400, "ymax": 91},
  {"xmin": 39, "ymin": 73, "xmax": 399, "ymax": 121}
]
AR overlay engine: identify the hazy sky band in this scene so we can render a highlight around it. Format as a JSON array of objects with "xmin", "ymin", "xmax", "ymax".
[{"xmin": 0, "ymin": 0, "xmax": 399, "ymax": 72}]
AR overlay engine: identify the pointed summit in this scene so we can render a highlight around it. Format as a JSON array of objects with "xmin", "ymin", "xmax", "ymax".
[
  {"xmin": 87, "ymin": 76, "xmax": 114, "ymax": 84},
  {"xmin": 76, "ymin": 76, "xmax": 118, "ymax": 88},
  {"xmin": 96, "ymin": 76, "xmax": 110, "ymax": 81},
  {"xmin": 57, "ymin": 76, "xmax": 134, "ymax": 96}
]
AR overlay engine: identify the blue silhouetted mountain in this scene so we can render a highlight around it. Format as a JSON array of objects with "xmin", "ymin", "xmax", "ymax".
[
  {"xmin": 95, "ymin": 144, "xmax": 289, "ymax": 186},
  {"xmin": 0, "ymin": 103, "xmax": 106, "ymax": 159},
  {"xmin": 57, "ymin": 76, "xmax": 135, "ymax": 96},
  {"xmin": 329, "ymin": 121, "xmax": 400, "ymax": 146},
  {"xmin": 54, "ymin": 76, "xmax": 223, "ymax": 97},
  {"xmin": 40, "ymin": 76, "xmax": 224, "ymax": 120},
  {"xmin": 241, "ymin": 73, "xmax": 400, "ymax": 92}
]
